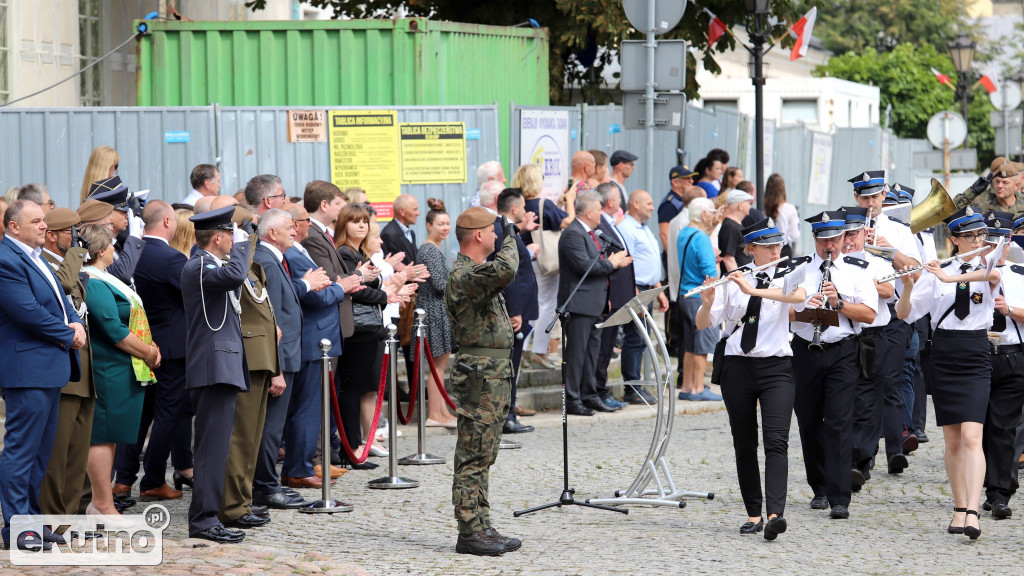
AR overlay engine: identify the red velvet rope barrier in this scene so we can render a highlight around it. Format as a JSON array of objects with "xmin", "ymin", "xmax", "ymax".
[
  {"xmin": 327, "ymin": 351, "xmax": 389, "ymax": 465},
  {"xmin": 395, "ymin": 338, "xmax": 422, "ymax": 425},
  {"xmin": 423, "ymin": 339, "xmax": 457, "ymax": 410}
]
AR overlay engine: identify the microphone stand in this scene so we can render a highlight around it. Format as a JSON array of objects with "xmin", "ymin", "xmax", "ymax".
[{"xmin": 515, "ymin": 240, "xmax": 627, "ymax": 517}]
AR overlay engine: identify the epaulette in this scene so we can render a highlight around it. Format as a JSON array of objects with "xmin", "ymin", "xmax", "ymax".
[
  {"xmin": 890, "ymin": 218, "xmax": 910, "ymax": 227},
  {"xmin": 843, "ymin": 255, "xmax": 869, "ymax": 269},
  {"xmin": 1010, "ymin": 265, "xmax": 1024, "ymax": 275},
  {"xmin": 941, "ymin": 259, "xmax": 957, "ymax": 268},
  {"xmin": 774, "ymin": 255, "xmax": 811, "ymax": 277}
]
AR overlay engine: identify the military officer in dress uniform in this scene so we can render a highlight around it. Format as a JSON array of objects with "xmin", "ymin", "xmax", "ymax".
[
  {"xmin": 791, "ymin": 211, "xmax": 878, "ymax": 520},
  {"xmin": 445, "ymin": 207, "xmax": 520, "ymax": 556},
  {"xmin": 180, "ymin": 206, "xmax": 255, "ymax": 544}
]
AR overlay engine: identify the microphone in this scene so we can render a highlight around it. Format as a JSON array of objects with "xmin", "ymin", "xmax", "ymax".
[{"xmin": 594, "ymin": 229, "xmax": 625, "ymax": 251}]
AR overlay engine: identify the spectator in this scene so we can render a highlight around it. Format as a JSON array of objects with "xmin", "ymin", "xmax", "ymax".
[
  {"xmin": 659, "ymin": 164, "xmax": 701, "ymax": 357},
  {"xmin": 667, "ymin": 186, "xmax": 711, "ymax": 321},
  {"xmin": 675, "ymin": 197, "xmax": 721, "ymax": 401},
  {"xmin": 694, "ymin": 157, "xmax": 723, "ymax": 199},
  {"xmin": 723, "ymin": 167, "xmax": 744, "ymax": 191},
  {"xmin": 571, "ymin": 151, "xmax": 599, "ymax": 190},
  {"xmin": 170, "ymin": 208, "xmax": 196, "ymax": 256},
  {"xmin": 80, "ymin": 146, "xmax": 119, "ymax": 202},
  {"xmin": 345, "ymin": 188, "xmax": 367, "ymax": 205},
  {"xmin": 764, "ymin": 174, "xmax": 800, "ymax": 258},
  {"xmin": 183, "ymin": 164, "xmax": 221, "ymax": 207},
  {"xmin": 2, "ymin": 187, "xmax": 19, "ymax": 206},
  {"xmin": 470, "ymin": 161, "xmax": 507, "ymax": 207},
  {"xmin": 244, "ymin": 174, "xmax": 286, "ymax": 215},
  {"xmin": 18, "ymin": 183, "xmax": 53, "ymax": 214},
  {"xmin": 735, "ymin": 180, "xmax": 767, "ymax": 227},
  {"xmin": 706, "ymin": 148, "xmax": 731, "ymax": 193},
  {"xmin": 609, "ymin": 150, "xmax": 639, "ymax": 209},
  {"xmin": 593, "ymin": 183, "xmax": 633, "ymax": 410},
  {"xmin": 718, "ymin": 189, "xmax": 755, "ymax": 274},
  {"xmin": 589, "ymin": 149, "xmax": 610, "ymax": 184},
  {"xmin": 477, "ymin": 181, "xmax": 504, "ymax": 213}
]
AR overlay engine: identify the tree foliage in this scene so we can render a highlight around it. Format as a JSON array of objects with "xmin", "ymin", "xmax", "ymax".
[
  {"xmin": 815, "ymin": 43, "xmax": 995, "ymax": 164},
  {"xmin": 815, "ymin": 0, "xmax": 974, "ymax": 57}
]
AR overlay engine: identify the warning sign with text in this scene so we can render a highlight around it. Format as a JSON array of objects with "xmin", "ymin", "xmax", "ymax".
[
  {"xmin": 399, "ymin": 123, "xmax": 467, "ymax": 184},
  {"xmin": 328, "ymin": 110, "xmax": 401, "ymax": 219},
  {"xmin": 287, "ymin": 110, "xmax": 327, "ymax": 142}
]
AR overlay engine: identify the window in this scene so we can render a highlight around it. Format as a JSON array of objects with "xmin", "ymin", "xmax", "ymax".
[
  {"xmin": 704, "ymin": 100, "xmax": 738, "ymax": 113},
  {"xmin": 781, "ymin": 99, "xmax": 819, "ymax": 125},
  {"xmin": 79, "ymin": 0, "xmax": 100, "ymax": 106},
  {"xmin": 0, "ymin": 0, "xmax": 9, "ymax": 102}
]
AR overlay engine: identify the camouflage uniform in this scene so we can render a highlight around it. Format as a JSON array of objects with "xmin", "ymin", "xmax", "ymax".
[
  {"xmin": 445, "ymin": 233, "xmax": 519, "ymax": 535},
  {"xmin": 971, "ymin": 190, "xmax": 1024, "ymax": 215}
]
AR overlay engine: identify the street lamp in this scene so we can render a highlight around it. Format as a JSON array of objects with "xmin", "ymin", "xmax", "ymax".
[
  {"xmin": 947, "ymin": 34, "xmax": 976, "ymax": 129},
  {"xmin": 744, "ymin": 0, "xmax": 771, "ymax": 209}
]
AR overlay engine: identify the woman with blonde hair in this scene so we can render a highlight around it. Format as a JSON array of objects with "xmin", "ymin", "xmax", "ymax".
[
  {"xmin": 80, "ymin": 146, "xmax": 120, "ymax": 201},
  {"xmin": 170, "ymin": 209, "xmax": 196, "ymax": 256}
]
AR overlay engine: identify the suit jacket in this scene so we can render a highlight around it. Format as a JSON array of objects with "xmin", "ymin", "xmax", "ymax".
[
  {"xmin": 254, "ymin": 243, "xmax": 305, "ymax": 373},
  {"xmin": 557, "ymin": 219, "xmax": 616, "ymax": 317},
  {"xmin": 180, "ymin": 239, "xmax": 252, "ymax": 391},
  {"xmin": 240, "ymin": 258, "xmax": 280, "ymax": 375},
  {"xmin": 491, "ymin": 220, "xmax": 539, "ymax": 323},
  {"xmin": 106, "ymin": 235, "xmax": 145, "ymax": 286},
  {"xmin": 285, "ymin": 245, "xmax": 346, "ymax": 362},
  {"xmin": 301, "ymin": 222, "xmax": 354, "ymax": 338},
  {"xmin": 381, "ymin": 219, "xmax": 417, "ymax": 266},
  {"xmin": 597, "ymin": 217, "xmax": 636, "ymax": 311},
  {"xmin": 42, "ymin": 248, "xmax": 95, "ymax": 398},
  {"xmin": 133, "ymin": 237, "xmax": 188, "ymax": 360},
  {"xmin": 0, "ymin": 236, "xmax": 82, "ymax": 388}
]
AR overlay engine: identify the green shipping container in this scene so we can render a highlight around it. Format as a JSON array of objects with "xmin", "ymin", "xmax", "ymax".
[{"xmin": 136, "ymin": 18, "xmax": 549, "ymax": 171}]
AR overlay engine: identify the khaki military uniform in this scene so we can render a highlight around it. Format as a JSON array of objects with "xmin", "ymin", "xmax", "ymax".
[
  {"xmin": 445, "ymin": 234, "xmax": 518, "ymax": 535},
  {"xmin": 971, "ymin": 189, "xmax": 1024, "ymax": 215}
]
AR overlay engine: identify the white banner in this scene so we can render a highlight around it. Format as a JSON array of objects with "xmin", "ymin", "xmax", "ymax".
[
  {"xmin": 807, "ymin": 132, "xmax": 833, "ymax": 205},
  {"xmin": 519, "ymin": 109, "xmax": 570, "ymax": 201}
]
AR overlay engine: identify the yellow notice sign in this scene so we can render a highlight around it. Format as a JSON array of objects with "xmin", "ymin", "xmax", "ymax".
[
  {"xmin": 329, "ymin": 110, "xmax": 401, "ymax": 220},
  {"xmin": 399, "ymin": 123, "xmax": 467, "ymax": 184}
]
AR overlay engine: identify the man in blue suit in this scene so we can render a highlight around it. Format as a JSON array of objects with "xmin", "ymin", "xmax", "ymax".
[
  {"xmin": 252, "ymin": 209, "xmax": 330, "ymax": 508},
  {"xmin": 0, "ymin": 200, "xmax": 86, "ymax": 550}
]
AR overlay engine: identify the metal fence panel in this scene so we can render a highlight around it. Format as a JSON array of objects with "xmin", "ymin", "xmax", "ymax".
[
  {"xmin": 580, "ymin": 104, "xmax": 678, "ymax": 198},
  {"xmin": 890, "ymin": 136, "xmax": 932, "ymax": 203},
  {"xmin": 830, "ymin": 127, "xmax": 885, "ymax": 206}
]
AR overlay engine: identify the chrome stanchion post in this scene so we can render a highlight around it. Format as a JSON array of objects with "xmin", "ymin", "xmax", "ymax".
[
  {"xmin": 399, "ymin": 309, "xmax": 446, "ymax": 465},
  {"xmin": 299, "ymin": 338, "xmax": 354, "ymax": 513},
  {"xmin": 368, "ymin": 325, "xmax": 420, "ymax": 489}
]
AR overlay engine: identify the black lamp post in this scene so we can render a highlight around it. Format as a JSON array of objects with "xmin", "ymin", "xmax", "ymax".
[
  {"xmin": 947, "ymin": 33, "xmax": 976, "ymax": 136},
  {"xmin": 744, "ymin": 0, "xmax": 771, "ymax": 209}
]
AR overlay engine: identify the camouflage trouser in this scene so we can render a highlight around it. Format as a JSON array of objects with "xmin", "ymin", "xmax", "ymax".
[{"xmin": 451, "ymin": 373, "xmax": 511, "ymax": 535}]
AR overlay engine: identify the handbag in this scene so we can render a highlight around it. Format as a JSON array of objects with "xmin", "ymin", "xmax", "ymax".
[
  {"xmin": 352, "ymin": 302, "xmax": 386, "ymax": 339},
  {"xmin": 535, "ymin": 199, "xmax": 562, "ymax": 276}
]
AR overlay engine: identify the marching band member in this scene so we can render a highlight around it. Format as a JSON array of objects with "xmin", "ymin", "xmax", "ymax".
[
  {"xmin": 906, "ymin": 206, "xmax": 1000, "ymax": 540},
  {"xmin": 695, "ymin": 218, "xmax": 806, "ymax": 541},
  {"xmin": 849, "ymin": 171, "xmax": 920, "ymax": 272}
]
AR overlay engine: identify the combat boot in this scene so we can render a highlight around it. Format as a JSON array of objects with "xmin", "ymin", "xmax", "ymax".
[
  {"xmin": 455, "ymin": 530, "xmax": 506, "ymax": 556},
  {"xmin": 484, "ymin": 527, "xmax": 522, "ymax": 551}
]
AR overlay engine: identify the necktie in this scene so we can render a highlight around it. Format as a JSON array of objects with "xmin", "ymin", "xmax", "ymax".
[
  {"xmin": 955, "ymin": 263, "xmax": 971, "ymax": 321},
  {"xmin": 409, "ymin": 228, "xmax": 416, "ymax": 246},
  {"xmin": 588, "ymin": 230, "xmax": 602, "ymax": 253},
  {"xmin": 740, "ymin": 273, "xmax": 769, "ymax": 353},
  {"xmin": 281, "ymin": 256, "xmax": 291, "ymax": 277},
  {"xmin": 993, "ymin": 287, "xmax": 1007, "ymax": 332}
]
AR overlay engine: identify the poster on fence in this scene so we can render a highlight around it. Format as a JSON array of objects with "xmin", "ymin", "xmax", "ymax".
[
  {"xmin": 807, "ymin": 132, "xmax": 833, "ymax": 205},
  {"xmin": 328, "ymin": 110, "xmax": 401, "ymax": 220},
  {"xmin": 399, "ymin": 122, "xmax": 467, "ymax": 184},
  {"xmin": 519, "ymin": 109, "xmax": 570, "ymax": 201}
]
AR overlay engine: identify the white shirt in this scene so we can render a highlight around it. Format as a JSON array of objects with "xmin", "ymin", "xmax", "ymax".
[
  {"xmin": 42, "ymin": 248, "xmax": 64, "ymax": 270},
  {"xmin": 792, "ymin": 253, "xmax": 878, "ymax": 343},
  {"xmin": 916, "ymin": 229, "xmax": 938, "ymax": 265},
  {"xmin": 991, "ymin": 264, "xmax": 1024, "ymax": 345},
  {"xmin": 775, "ymin": 202, "xmax": 800, "ymax": 246},
  {"xmin": 9, "ymin": 236, "xmax": 68, "ymax": 324},
  {"xmin": 370, "ymin": 251, "xmax": 400, "ymax": 325},
  {"xmin": 707, "ymin": 264, "xmax": 797, "ymax": 357},
  {"xmin": 874, "ymin": 213, "xmax": 919, "ymax": 264},
  {"xmin": 666, "ymin": 208, "xmax": 690, "ymax": 301},
  {"xmin": 853, "ymin": 250, "xmax": 896, "ymax": 329},
  {"xmin": 310, "ymin": 217, "xmax": 329, "ymax": 236},
  {"xmin": 906, "ymin": 256, "xmax": 996, "ymax": 331},
  {"xmin": 142, "ymin": 234, "xmax": 170, "ymax": 246},
  {"xmin": 182, "ymin": 189, "xmax": 204, "ymax": 206}
]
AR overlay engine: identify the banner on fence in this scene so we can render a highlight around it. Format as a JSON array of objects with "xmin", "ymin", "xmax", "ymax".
[
  {"xmin": 328, "ymin": 110, "xmax": 402, "ymax": 219},
  {"xmin": 399, "ymin": 122, "xmax": 467, "ymax": 184},
  {"xmin": 519, "ymin": 109, "xmax": 570, "ymax": 201},
  {"xmin": 808, "ymin": 132, "xmax": 833, "ymax": 205}
]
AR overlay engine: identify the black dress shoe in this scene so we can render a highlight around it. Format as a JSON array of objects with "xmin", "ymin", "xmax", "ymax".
[
  {"xmin": 948, "ymin": 507, "xmax": 967, "ymax": 534},
  {"xmin": 254, "ymin": 491, "xmax": 306, "ymax": 510},
  {"xmin": 226, "ymin": 513, "xmax": 271, "ymax": 529},
  {"xmin": 763, "ymin": 516, "xmax": 787, "ymax": 541},
  {"xmin": 455, "ymin": 531, "xmax": 505, "ymax": 556},
  {"xmin": 341, "ymin": 458, "xmax": 379, "ymax": 470},
  {"xmin": 991, "ymin": 501, "xmax": 1013, "ymax": 519},
  {"xmin": 739, "ymin": 518, "xmax": 764, "ymax": 534},
  {"xmin": 282, "ymin": 487, "xmax": 301, "ymax": 499},
  {"xmin": 173, "ymin": 471, "xmax": 193, "ymax": 491},
  {"xmin": 851, "ymin": 468, "xmax": 866, "ymax": 490},
  {"xmin": 566, "ymin": 403, "xmax": 594, "ymax": 416},
  {"xmin": 810, "ymin": 496, "xmax": 829, "ymax": 510},
  {"xmin": 250, "ymin": 505, "xmax": 269, "ymax": 518},
  {"xmin": 964, "ymin": 509, "xmax": 981, "ymax": 540},
  {"xmin": 503, "ymin": 419, "xmax": 535, "ymax": 434},
  {"xmin": 887, "ymin": 454, "xmax": 909, "ymax": 474},
  {"xmin": 829, "ymin": 505, "xmax": 850, "ymax": 519},
  {"xmin": 330, "ymin": 448, "xmax": 343, "ymax": 466},
  {"xmin": 916, "ymin": 430, "xmax": 929, "ymax": 443},
  {"xmin": 583, "ymin": 399, "xmax": 617, "ymax": 413},
  {"xmin": 191, "ymin": 525, "xmax": 245, "ymax": 544}
]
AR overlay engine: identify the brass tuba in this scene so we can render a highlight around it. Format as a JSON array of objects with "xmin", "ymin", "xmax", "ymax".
[{"xmin": 909, "ymin": 178, "xmax": 958, "ymax": 234}]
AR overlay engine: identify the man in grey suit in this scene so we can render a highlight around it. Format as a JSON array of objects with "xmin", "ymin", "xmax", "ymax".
[
  {"xmin": 557, "ymin": 190, "xmax": 632, "ymax": 416},
  {"xmin": 180, "ymin": 206, "xmax": 255, "ymax": 544}
]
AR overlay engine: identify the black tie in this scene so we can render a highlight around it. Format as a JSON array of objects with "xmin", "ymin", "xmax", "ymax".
[
  {"xmin": 409, "ymin": 228, "xmax": 416, "ymax": 246},
  {"xmin": 955, "ymin": 263, "xmax": 971, "ymax": 321},
  {"xmin": 740, "ymin": 273, "xmax": 769, "ymax": 353},
  {"xmin": 993, "ymin": 287, "xmax": 1007, "ymax": 332}
]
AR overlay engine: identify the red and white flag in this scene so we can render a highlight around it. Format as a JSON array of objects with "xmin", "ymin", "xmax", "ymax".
[
  {"xmin": 705, "ymin": 8, "xmax": 727, "ymax": 46},
  {"xmin": 931, "ymin": 67, "xmax": 952, "ymax": 86},
  {"xmin": 979, "ymin": 74, "xmax": 998, "ymax": 94},
  {"xmin": 789, "ymin": 6, "xmax": 817, "ymax": 61}
]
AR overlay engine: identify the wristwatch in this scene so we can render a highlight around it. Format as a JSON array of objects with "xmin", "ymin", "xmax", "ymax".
[
  {"xmin": 835, "ymin": 299, "xmax": 845, "ymax": 312},
  {"xmin": 1008, "ymin": 306, "xmax": 1015, "ymax": 317}
]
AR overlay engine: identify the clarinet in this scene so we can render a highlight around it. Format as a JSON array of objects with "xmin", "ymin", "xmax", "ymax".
[{"xmin": 808, "ymin": 252, "xmax": 833, "ymax": 351}]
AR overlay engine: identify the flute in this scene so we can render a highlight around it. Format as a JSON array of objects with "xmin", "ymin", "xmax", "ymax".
[
  {"xmin": 877, "ymin": 245, "xmax": 989, "ymax": 283},
  {"xmin": 684, "ymin": 256, "xmax": 789, "ymax": 298}
]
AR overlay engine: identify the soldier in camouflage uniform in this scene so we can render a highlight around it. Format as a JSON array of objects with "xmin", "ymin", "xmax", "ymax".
[
  {"xmin": 961, "ymin": 157, "xmax": 1024, "ymax": 213},
  {"xmin": 444, "ymin": 206, "xmax": 520, "ymax": 556}
]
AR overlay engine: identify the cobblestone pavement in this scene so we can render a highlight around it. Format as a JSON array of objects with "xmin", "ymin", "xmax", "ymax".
[{"xmin": 3, "ymin": 391, "xmax": 1023, "ymax": 575}]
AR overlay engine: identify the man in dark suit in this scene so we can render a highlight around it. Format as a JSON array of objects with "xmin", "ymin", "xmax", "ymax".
[
  {"xmin": 593, "ymin": 183, "xmax": 635, "ymax": 410},
  {"xmin": 180, "ymin": 206, "xmax": 254, "ymax": 544},
  {"xmin": 253, "ymin": 209, "xmax": 330, "ymax": 508},
  {"xmin": 114, "ymin": 200, "xmax": 192, "ymax": 501},
  {"xmin": 381, "ymin": 193, "xmax": 420, "ymax": 387},
  {"xmin": 0, "ymin": 200, "xmax": 86, "ymax": 550},
  {"xmin": 557, "ymin": 190, "xmax": 632, "ymax": 416}
]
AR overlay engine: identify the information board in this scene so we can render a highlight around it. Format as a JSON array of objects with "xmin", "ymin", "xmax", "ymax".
[
  {"xmin": 399, "ymin": 122, "xmax": 467, "ymax": 184},
  {"xmin": 328, "ymin": 110, "xmax": 401, "ymax": 220}
]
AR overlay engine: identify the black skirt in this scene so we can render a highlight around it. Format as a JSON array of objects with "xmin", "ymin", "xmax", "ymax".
[{"xmin": 928, "ymin": 329, "xmax": 991, "ymax": 426}]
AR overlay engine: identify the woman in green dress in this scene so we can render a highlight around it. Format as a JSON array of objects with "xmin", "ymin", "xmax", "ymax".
[{"xmin": 79, "ymin": 224, "xmax": 160, "ymax": 525}]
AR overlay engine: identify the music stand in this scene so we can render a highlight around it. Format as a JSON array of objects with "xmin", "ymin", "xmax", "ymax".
[
  {"xmin": 793, "ymin": 308, "xmax": 840, "ymax": 328},
  {"xmin": 586, "ymin": 287, "xmax": 715, "ymax": 509}
]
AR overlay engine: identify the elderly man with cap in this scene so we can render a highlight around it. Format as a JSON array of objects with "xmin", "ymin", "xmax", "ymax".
[
  {"xmin": 445, "ymin": 206, "xmax": 521, "ymax": 556},
  {"xmin": 87, "ymin": 176, "xmax": 146, "ymax": 286},
  {"xmin": 719, "ymin": 189, "xmax": 756, "ymax": 275},
  {"xmin": 791, "ymin": 210, "xmax": 878, "ymax": 520},
  {"xmin": 180, "ymin": 206, "xmax": 256, "ymax": 544},
  {"xmin": 609, "ymin": 150, "xmax": 638, "ymax": 208}
]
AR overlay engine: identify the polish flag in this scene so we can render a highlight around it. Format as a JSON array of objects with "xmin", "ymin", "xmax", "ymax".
[
  {"xmin": 931, "ymin": 67, "xmax": 952, "ymax": 86},
  {"xmin": 705, "ymin": 8, "xmax": 727, "ymax": 46},
  {"xmin": 789, "ymin": 6, "xmax": 817, "ymax": 61},
  {"xmin": 979, "ymin": 75, "xmax": 998, "ymax": 94}
]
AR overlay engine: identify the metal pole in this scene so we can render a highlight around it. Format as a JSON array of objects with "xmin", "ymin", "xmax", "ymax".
[
  {"xmin": 368, "ymin": 324, "xmax": 420, "ymax": 489},
  {"xmin": 960, "ymin": 74, "xmax": 970, "ymax": 146},
  {"xmin": 752, "ymin": 19, "xmax": 766, "ymax": 206},
  {"xmin": 298, "ymin": 339, "xmax": 354, "ymax": 513},
  {"xmin": 399, "ymin": 310, "xmax": 445, "ymax": 465},
  {"xmin": 643, "ymin": 0, "xmax": 656, "ymax": 196}
]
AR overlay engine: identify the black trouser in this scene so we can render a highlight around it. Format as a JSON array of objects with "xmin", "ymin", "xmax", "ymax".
[
  {"xmin": 984, "ymin": 349, "xmax": 1024, "ymax": 504},
  {"xmin": 914, "ymin": 316, "xmax": 931, "ymax": 432},
  {"xmin": 509, "ymin": 325, "xmax": 532, "ymax": 418},
  {"xmin": 188, "ymin": 384, "xmax": 239, "ymax": 535},
  {"xmin": 595, "ymin": 322, "xmax": 619, "ymax": 398},
  {"xmin": 721, "ymin": 356, "xmax": 795, "ymax": 518},
  {"xmin": 793, "ymin": 335, "xmax": 859, "ymax": 508},
  {"xmin": 563, "ymin": 312, "xmax": 602, "ymax": 406},
  {"xmin": 852, "ymin": 322, "xmax": 909, "ymax": 469},
  {"xmin": 140, "ymin": 359, "xmax": 193, "ymax": 491}
]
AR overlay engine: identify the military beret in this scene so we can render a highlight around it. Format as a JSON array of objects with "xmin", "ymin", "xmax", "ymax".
[
  {"xmin": 77, "ymin": 199, "xmax": 115, "ymax": 223},
  {"xmin": 991, "ymin": 157, "xmax": 1019, "ymax": 178},
  {"xmin": 232, "ymin": 206, "xmax": 254, "ymax": 225},
  {"xmin": 455, "ymin": 206, "xmax": 497, "ymax": 229},
  {"xmin": 44, "ymin": 207, "xmax": 81, "ymax": 230}
]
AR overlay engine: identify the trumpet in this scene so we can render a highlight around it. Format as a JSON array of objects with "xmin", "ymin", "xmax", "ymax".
[
  {"xmin": 808, "ymin": 252, "xmax": 833, "ymax": 351},
  {"xmin": 876, "ymin": 245, "xmax": 989, "ymax": 283},
  {"xmin": 683, "ymin": 256, "xmax": 789, "ymax": 298}
]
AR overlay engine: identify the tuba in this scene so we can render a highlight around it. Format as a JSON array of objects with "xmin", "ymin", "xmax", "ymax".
[{"xmin": 909, "ymin": 178, "xmax": 958, "ymax": 234}]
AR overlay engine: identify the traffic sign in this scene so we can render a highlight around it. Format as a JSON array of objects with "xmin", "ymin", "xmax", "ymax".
[
  {"xmin": 990, "ymin": 81, "xmax": 1023, "ymax": 111},
  {"xmin": 926, "ymin": 111, "xmax": 967, "ymax": 149},
  {"xmin": 619, "ymin": 40, "xmax": 686, "ymax": 91},
  {"xmin": 623, "ymin": 0, "xmax": 686, "ymax": 34},
  {"xmin": 912, "ymin": 149, "xmax": 977, "ymax": 171},
  {"xmin": 623, "ymin": 93, "xmax": 686, "ymax": 130}
]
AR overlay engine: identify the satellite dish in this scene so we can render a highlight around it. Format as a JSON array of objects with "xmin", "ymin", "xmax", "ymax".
[
  {"xmin": 926, "ymin": 111, "xmax": 968, "ymax": 149},
  {"xmin": 623, "ymin": 0, "xmax": 685, "ymax": 35}
]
